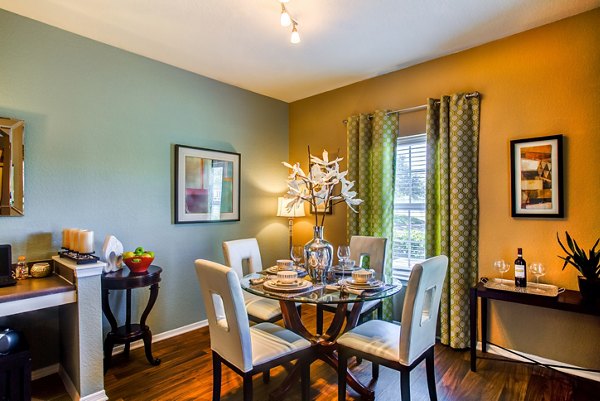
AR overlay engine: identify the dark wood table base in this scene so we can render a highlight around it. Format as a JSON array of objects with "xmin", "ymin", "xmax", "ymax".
[{"xmin": 268, "ymin": 300, "xmax": 375, "ymax": 401}]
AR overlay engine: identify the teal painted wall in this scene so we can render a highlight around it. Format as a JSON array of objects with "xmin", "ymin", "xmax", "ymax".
[{"xmin": 0, "ymin": 10, "xmax": 290, "ymax": 368}]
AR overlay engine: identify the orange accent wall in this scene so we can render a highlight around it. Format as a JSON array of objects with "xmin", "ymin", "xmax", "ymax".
[{"xmin": 289, "ymin": 8, "xmax": 600, "ymax": 369}]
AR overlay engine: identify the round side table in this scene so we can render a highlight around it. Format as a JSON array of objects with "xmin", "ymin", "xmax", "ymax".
[{"xmin": 101, "ymin": 265, "xmax": 162, "ymax": 373}]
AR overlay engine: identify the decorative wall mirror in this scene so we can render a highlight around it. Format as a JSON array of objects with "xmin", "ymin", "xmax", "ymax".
[{"xmin": 0, "ymin": 118, "xmax": 24, "ymax": 216}]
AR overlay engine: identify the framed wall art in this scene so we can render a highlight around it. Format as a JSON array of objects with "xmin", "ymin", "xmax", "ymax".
[
  {"xmin": 510, "ymin": 134, "xmax": 563, "ymax": 218},
  {"xmin": 174, "ymin": 145, "xmax": 240, "ymax": 223}
]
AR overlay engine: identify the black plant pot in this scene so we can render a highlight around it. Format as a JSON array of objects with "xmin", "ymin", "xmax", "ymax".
[{"xmin": 577, "ymin": 276, "xmax": 600, "ymax": 302}]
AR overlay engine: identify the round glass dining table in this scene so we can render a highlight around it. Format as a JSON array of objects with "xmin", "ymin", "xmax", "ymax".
[{"xmin": 241, "ymin": 270, "xmax": 402, "ymax": 400}]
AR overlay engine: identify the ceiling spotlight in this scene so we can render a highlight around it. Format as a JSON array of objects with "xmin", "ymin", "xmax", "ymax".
[
  {"xmin": 290, "ymin": 22, "xmax": 300, "ymax": 44},
  {"xmin": 280, "ymin": 4, "xmax": 291, "ymax": 27}
]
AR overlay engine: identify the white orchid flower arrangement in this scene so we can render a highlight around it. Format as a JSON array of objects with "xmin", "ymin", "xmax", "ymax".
[{"xmin": 282, "ymin": 148, "xmax": 363, "ymax": 226}]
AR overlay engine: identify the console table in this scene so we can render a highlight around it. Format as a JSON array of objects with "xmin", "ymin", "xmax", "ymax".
[
  {"xmin": 102, "ymin": 265, "xmax": 162, "ymax": 372},
  {"xmin": 470, "ymin": 281, "xmax": 600, "ymax": 373}
]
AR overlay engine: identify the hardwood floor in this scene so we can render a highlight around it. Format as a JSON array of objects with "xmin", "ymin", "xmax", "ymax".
[{"xmin": 34, "ymin": 306, "xmax": 600, "ymax": 400}]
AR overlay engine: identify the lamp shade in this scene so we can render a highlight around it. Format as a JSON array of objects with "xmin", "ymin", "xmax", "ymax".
[{"xmin": 277, "ymin": 197, "xmax": 305, "ymax": 218}]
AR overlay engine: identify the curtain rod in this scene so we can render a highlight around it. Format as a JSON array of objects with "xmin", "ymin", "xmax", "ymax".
[{"xmin": 341, "ymin": 91, "xmax": 480, "ymax": 125}]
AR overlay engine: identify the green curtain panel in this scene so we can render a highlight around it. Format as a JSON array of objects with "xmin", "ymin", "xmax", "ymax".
[
  {"xmin": 425, "ymin": 93, "xmax": 480, "ymax": 349},
  {"xmin": 346, "ymin": 110, "xmax": 397, "ymax": 320}
]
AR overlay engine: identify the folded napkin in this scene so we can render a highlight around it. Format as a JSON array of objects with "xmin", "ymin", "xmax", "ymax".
[{"xmin": 325, "ymin": 283, "xmax": 394, "ymax": 296}]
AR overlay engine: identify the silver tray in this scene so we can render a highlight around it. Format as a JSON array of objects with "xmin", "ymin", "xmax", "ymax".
[{"xmin": 483, "ymin": 278, "xmax": 563, "ymax": 297}]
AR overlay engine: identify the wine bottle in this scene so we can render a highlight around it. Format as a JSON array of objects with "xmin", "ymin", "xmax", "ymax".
[{"xmin": 514, "ymin": 248, "xmax": 527, "ymax": 287}]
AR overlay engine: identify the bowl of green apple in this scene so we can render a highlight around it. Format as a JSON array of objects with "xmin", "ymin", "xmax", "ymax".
[{"xmin": 123, "ymin": 247, "xmax": 154, "ymax": 273}]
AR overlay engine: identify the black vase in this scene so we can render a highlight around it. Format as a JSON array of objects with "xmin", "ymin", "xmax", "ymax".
[{"xmin": 577, "ymin": 276, "xmax": 600, "ymax": 302}]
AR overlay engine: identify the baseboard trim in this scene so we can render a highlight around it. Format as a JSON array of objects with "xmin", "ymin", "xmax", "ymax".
[
  {"xmin": 112, "ymin": 319, "xmax": 208, "ymax": 356},
  {"xmin": 57, "ymin": 365, "xmax": 108, "ymax": 401},
  {"xmin": 31, "ymin": 363, "xmax": 59, "ymax": 381},
  {"xmin": 477, "ymin": 341, "xmax": 600, "ymax": 382}
]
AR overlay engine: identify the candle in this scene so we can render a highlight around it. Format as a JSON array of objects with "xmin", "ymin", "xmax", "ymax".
[
  {"xmin": 78, "ymin": 230, "xmax": 94, "ymax": 254},
  {"xmin": 62, "ymin": 228, "xmax": 72, "ymax": 249},
  {"xmin": 69, "ymin": 229, "xmax": 80, "ymax": 252}
]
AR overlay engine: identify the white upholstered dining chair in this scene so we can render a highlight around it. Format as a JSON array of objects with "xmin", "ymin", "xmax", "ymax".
[
  {"xmin": 316, "ymin": 236, "xmax": 387, "ymax": 334},
  {"xmin": 337, "ymin": 255, "xmax": 448, "ymax": 401},
  {"xmin": 194, "ymin": 259, "xmax": 312, "ymax": 401},
  {"xmin": 223, "ymin": 238, "xmax": 285, "ymax": 323}
]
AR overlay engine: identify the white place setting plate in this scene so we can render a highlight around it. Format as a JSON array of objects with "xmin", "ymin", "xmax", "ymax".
[
  {"xmin": 330, "ymin": 265, "xmax": 360, "ymax": 273},
  {"xmin": 263, "ymin": 279, "xmax": 313, "ymax": 292},
  {"xmin": 340, "ymin": 278, "xmax": 384, "ymax": 290},
  {"xmin": 265, "ymin": 266, "xmax": 308, "ymax": 276}
]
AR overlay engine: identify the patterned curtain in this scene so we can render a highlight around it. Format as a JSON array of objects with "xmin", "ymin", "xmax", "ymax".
[
  {"xmin": 425, "ymin": 93, "xmax": 480, "ymax": 349},
  {"xmin": 346, "ymin": 110, "xmax": 397, "ymax": 320}
]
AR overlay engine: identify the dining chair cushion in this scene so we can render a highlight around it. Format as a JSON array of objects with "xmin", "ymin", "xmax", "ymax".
[
  {"xmin": 244, "ymin": 293, "xmax": 285, "ymax": 321},
  {"xmin": 337, "ymin": 319, "xmax": 400, "ymax": 362},
  {"xmin": 250, "ymin": 322, "xmax": 311, "ymax": 366}
]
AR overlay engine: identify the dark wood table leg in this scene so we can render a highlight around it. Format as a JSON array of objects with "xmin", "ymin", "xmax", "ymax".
[
  {"xmin": 102, "ymin": 288, "xmax": 119, "ymax": 373},
  {"xmin": 470, "ymin": 287, "xmax": 478, "ymax": 372},
  {"xmin": 269, "ymin": 301, "xmax": 315, "ymax": 400},
  {"xmin": 481, "ymin": 297, "xmax": 488, "ymax": 354},
  {"xmin": 140, "ymin": 283, "xmax": 161, "ymax": 366}
]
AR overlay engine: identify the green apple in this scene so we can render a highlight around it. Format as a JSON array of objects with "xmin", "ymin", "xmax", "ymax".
[
  {"xmin": 134, "ymin": 246, "xmax": 145, "ymax": 255},
  {"xmin": 146, "ymin": 251, "xmax": 155, "ymax": 258}
]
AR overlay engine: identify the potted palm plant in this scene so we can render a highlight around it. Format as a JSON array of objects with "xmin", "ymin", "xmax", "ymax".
[{"xmin": 557, "ymin": 232, "xmax": 600, "ymax": 301}]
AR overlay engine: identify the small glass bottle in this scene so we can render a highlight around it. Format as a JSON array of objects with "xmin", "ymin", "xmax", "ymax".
[{"xmin": 16, "ymin": 255, "xmax": 28, "ymax": 280}]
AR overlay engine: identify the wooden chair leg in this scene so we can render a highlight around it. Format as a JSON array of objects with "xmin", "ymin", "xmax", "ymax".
[
  {"xmin": 372, "ymin": 362, "xmax": 379, "ymax": 380},
  {"xmin": 297, "ymin": 304, "xmax": 302, "ymax": 317},
  {"xmin": 262, "ymin": 369, "xmax": 270, "ymax": 383},
  {"xmin": 426, "ymin": 348, "xmax": 438, "ymax": 401},
  {"xmin": 400, "ymin": 370, "xmax": 410, "ymax": 401},
  {"xmin": 338, "ymin": 347, "xmax": 348, "ymax": 401},
  {"xmin": 243, "ymin": 374, "xmax": 253, "ymax": 401},
  {"xmin": 301, "ymin": 357, "xmax": 310, "ymax": 401},
  {"xmin": 212, "ymin": 351, "xmax": 222, "ymax": 401},
  {"xmin": 316, "ymin": 305, "xmax": 324, "ymax": 334}
]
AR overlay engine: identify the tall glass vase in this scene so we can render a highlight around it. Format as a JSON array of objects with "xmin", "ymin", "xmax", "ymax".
[{"xmin": 304, "ymin": 226, "xmax": 334, "ymax": 283}]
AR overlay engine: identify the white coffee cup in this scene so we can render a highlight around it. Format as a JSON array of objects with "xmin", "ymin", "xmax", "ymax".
[
  {"xmin": 352, "ymin": 268, "xmax": 374, "ymax": 284},
  {"xmin": 277, "ymin": 259, "xmax": 294, "ymax": 271},
  {"xmin": 277, "ymin": 270, "xmax": 298, "ymax": 284}
]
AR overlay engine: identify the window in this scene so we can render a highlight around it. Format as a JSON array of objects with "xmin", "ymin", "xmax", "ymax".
[{"xmin": 392, "ymin": 133, "xmax": 426, "ymax": 281}]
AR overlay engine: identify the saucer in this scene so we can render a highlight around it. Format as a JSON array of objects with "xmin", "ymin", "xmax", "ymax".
[
  {"xmin": 265, "ymin": 265, "xmax": 308, "ymax": 277},
  {"xmin": 341, "ymin": 278, "xmax": 384, "ymax": 290},
  {"xmin": 263, "ymin": 279, "xmax": 313, "ymax": 292}
]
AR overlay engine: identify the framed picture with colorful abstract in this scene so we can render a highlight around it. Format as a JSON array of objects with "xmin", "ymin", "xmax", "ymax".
[
  {"xmin": 510, "ymin": 134, "xmax": 563, "ymax": 218},
  {"xmin": 174, "ymin": 145, "xmax": 240, "ymax": 223}
]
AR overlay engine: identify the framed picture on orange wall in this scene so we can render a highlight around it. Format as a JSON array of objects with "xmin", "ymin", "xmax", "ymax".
[{"xmin": 510, "ymin": 134, "xmax": 563, "ymax": 218}]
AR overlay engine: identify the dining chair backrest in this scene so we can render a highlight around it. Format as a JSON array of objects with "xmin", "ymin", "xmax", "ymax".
[
  {"xmin": 349, "ymin": 236, "xmax": 387, "ymax": 279},
  {"xmin": 398, "ymin": 255, "xmax": 448, "ymax": 366},
  {"xmin": 223, "ymin": 238, "xmax": 263, "ymax": 279},
  {"xmin": 194, "ymin": 259, "xmax": 253, "ymax": 372}
]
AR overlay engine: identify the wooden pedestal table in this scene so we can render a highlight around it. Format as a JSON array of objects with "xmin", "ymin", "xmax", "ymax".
[
  {"xmin": 102, "ymin": 265, "xmax": 162, "ymax": 373},
  {"xmin": 241, "ymin": 273, "xmax": 402, "ymax": 401}
]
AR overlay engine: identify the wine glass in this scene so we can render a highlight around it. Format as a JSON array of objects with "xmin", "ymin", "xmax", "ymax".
[
  {"xmin": 493, "ymin": 259, "xmax": 510, "ymax": 287},
  {"xmin": 337, "ymin": 245, "xmax": 351, "ymax": 272},
  {"xmin": 529, "ymin": 262, "xmax": 546, "ymax": 292},
  {"xmin": 290, "ymin": 245, "xmax": 304, "ymax": 268}
]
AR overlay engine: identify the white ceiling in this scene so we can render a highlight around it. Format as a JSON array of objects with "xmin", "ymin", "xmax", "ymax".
[{"xmin": 1, "ymin": 0, "xmax": 599, "ymax": 102}]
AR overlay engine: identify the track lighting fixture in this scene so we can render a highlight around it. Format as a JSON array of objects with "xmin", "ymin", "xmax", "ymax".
[{"xmin": 278, "ymin": 0, "xmax": 300, "ymax": 44}]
